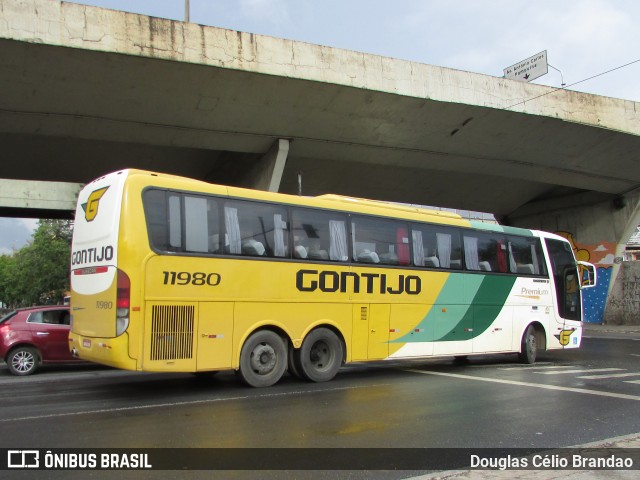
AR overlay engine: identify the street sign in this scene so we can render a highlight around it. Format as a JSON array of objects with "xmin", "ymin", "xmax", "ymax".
[{"xmin": 503, "ymin": 50, "xmax": 548, "ymax": 82}]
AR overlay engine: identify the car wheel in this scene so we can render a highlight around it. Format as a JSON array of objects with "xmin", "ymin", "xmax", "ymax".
[{"xmin": 7, "ymin": 346, "xmax": 40, "ymax": 376}]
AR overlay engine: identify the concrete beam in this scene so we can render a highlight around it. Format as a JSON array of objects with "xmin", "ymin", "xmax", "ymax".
[
  {"xmin": 2, "ymin": 0, "xmax": 638, "ymax": 135},
  {"xmin": 505, "ymin": 191, "xmax": 617, "ymax": 222},
  {"xmin": 0, "ymin": 179, "xmax": 81, "ymax": 214},
  {"xmin": 244, "ymin": 139, "xmax": 290, "ymax": 192},
  {"xmin": 1, "ymin": 0, "xmax": 639, "ymax": 219}
]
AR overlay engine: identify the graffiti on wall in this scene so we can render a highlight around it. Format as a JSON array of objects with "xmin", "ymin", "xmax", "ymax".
[
  {"xmin": 556, "ymin": 232, "xmax": 615, "ymax": 323},
  {"xmin": 605, "ymin": 263, "xmax": 640, "ymax": 325}
]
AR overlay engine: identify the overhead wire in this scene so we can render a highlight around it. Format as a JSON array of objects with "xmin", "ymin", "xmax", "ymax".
[{"xmin": 503, "ymin": 58, "xmax": 640, "ymax": 110}]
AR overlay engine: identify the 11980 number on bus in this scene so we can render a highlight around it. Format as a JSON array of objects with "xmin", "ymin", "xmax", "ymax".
[{"xmin": 162, "ymin": 271, "xmax": 221, "ymax": 286}]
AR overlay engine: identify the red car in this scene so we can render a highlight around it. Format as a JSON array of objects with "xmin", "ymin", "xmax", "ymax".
[{"xmin": 0, "ymin": 305, "xmax": 77, "ymax": 375}]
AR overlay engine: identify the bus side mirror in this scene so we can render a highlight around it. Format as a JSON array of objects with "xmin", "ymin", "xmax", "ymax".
[{"xmin": 578, "ymin": 261, "xmax": 597, "ymax": 289}]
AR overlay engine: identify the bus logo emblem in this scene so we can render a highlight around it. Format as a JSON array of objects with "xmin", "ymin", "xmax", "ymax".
[
  {"xmin": 82, "ymin": 187, "xmax": 109, "ymax": 222},
  {"xmin": 556, "ymin": 329, "xmax": 574, "ymax": 346}
]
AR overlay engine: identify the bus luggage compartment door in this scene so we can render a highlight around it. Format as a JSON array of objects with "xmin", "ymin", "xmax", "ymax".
[
  {"xmin": 352, "ymin": 304, "xmax": 389, "ymax": 361},
  {"xmin": 197, "ymin": 302, "xmax": 234, "ymax": 370}
]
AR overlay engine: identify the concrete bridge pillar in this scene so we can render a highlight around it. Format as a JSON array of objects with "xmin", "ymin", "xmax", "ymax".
[
  {"xmin": 508, "ymin": 192, "xmax": 640, "ymax": 324},
  {"xmin": 243, "ymin": 139, "xmax": 290, "ymax": 193}
]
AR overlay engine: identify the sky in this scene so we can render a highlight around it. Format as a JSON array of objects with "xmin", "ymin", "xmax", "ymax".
[
  {"xmin": 0, "ymin": 218, "xmax": 38, "ymax": 255},
  {"xmin": 2, "ymin": 0, "xmax": 639, "ymax": 253}
]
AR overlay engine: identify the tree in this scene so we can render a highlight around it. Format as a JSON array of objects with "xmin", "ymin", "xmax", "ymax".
[
  {"xmin": 0, "ymin": 253, "xmax": 15, "ymax": 307},
  {"xmin": 0, "ymin": 220, "xmax": 72, "ymax": 308}
]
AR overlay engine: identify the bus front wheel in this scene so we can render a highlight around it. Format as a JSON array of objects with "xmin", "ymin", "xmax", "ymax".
[
  {"xmin": 239, "ymin": 330, "xmax": 287, "ymax": 388},
  {"xmin": 518, "ymin": 325, "xmax": 537, "ymax": 364},
  {"xmin": 298, "ymin": 328, "xmax": 343, "ymax": 383}
]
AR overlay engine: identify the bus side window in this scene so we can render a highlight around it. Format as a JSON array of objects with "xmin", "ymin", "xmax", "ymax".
[
  {"xmin": 225, "ymin": 200, "xmax": 289, "ymax": 258},
  {"xmin": 184, "ymin": 195, "xmax": 220, "ymax": 254},
  {"xmin": 508, "ymin": 236, "xmax": 546, "ymax": 275},
  {"xmin": 143, "ymin": 190, "xmax": 222, "ymax": 255},
  {"xmin": 352, "ymin": 216, "xmax": 409, "ymax": 266},
  {"xmin": 412, "ymin": 224, "xmax": 462, "ymax": 270},
  {"xmin": 143, "ymin": 189, "xmax": 170, "ymax": 251},
  {"xmin": 291, "ymin": 208, "xmax": 348, "ymax": 262},
  {"xmin": 464, "ymin": 232, "xmax": 507, "ymax": 273},
  {"xmin": 168, "ymin": 194, "xmax": 182, "ymax": 251}
]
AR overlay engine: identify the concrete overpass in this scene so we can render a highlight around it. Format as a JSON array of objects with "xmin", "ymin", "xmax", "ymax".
[{"xmin": 1, "ymin": 0, "xmax": 640, "ymax": 322}]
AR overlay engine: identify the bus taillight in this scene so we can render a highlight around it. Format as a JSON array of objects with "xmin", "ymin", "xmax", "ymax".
[{"xmin": 116, "ymin": 269, "xmax": 130, "ymax": 336}]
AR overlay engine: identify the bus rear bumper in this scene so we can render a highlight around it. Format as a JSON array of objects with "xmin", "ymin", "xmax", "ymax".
[{"xmin": 69, "ymin": 332, "xmax": 137, "ymax": 370}]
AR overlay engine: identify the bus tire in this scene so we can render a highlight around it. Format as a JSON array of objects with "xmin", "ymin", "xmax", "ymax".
[
  {"xmin": 239, "ymin": 330, "xmax": 287, "ymax": 388},
  {"xmin": 298, "ymin": 328, "xmax": 343, "ymax": 383},
  {"xmin": 7, "ymin": 346, "xmax": 40, "ymax": 376},
  {"xmin": 518, "ymin": 325, "xmax": 537, "ymax": 364}
]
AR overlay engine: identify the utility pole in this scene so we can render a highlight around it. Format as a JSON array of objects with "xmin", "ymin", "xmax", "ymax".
[{"xmin": 184, "ymin": 0, "xmax": 190, "ymax": 22}]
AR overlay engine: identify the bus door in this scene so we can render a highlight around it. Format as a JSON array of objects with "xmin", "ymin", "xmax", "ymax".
[
  {"xmin": 545, "ymin": 239, "xmax": 581, "ymax": 347},
  {"xmin": 352, "ymin": 304, "xmax": 389, "ymax": 360},
  {"xmin": 197, "ymin": 302, "xmax": 234, "ymax": 370}
]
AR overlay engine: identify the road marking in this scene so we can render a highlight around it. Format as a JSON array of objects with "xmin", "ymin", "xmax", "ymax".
[
  {"xmin": 535, "ymin": 368, "xmax": 624, "ymax": 375},
  {"xmin": 499, "ymin": 364, "xmax": 569, "ymax": 371},
  {"xmin": 405, "ymin": 369, "xmax": 640, "ymax": 401},
  {"xmin": 578, "ymin": 372, "xmax": 640, "ymax": 379},
  {"xmin": 625, "ymin": 380, "xmax": 640, "ymax": 385},
  {"xmin": 0, "ymin": 383, "xmax": 390, "ymax": 423}
]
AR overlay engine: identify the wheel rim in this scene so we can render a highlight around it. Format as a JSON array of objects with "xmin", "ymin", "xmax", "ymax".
[
  {"xmin": 527, "ymin": 333, "xmax": 537, "ymax": 356},
  {"xmin": 249, "ymin": 342, "xmax": 277, "ymax": 375},
  {"xmin": 11, "ymin": 351, "xmax": 35, "ymax": 373},
  {"xmin": 309, "ymin": 340, "xmax": 332, "ymax": 370}
]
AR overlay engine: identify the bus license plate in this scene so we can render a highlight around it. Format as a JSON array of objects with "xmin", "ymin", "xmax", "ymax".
[{"xmin": 83, "ymin": 339, "xmax": 91, "ymax": 348}]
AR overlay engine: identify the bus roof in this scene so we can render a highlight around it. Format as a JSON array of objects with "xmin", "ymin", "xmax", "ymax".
[
  {"xmin": 119, "ymin": 169, "xmax": 539, "ymax": 234},
  {"xmin": 317, "ymin": 194, "xmax": 462, "ymax": 220}
]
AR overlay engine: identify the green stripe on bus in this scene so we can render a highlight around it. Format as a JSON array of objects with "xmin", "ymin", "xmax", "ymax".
[
  {"xmin": 468, "ymin": 221, "xmax": 534, "ymax": 237},
  {"xmin": 392, "ymin": 274, "xmax": 517, "ymax": 343}
]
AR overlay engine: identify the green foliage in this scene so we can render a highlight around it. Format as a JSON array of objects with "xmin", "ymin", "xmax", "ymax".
[{"xmin": 0, "ymin": 220, "xmax": 72, "ymax": 308}]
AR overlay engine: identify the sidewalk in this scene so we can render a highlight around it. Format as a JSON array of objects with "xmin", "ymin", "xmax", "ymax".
[{"xmin": 582, "ymin": 322, "xmax": 640, "ymax": 339}]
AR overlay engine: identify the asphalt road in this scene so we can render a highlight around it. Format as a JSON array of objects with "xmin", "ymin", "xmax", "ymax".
[{"xmin": 1, "ymin": 334, "xmax": 639, "ymax": 478}]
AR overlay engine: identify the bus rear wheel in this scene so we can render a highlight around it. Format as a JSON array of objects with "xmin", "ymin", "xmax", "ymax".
[
  {"xmin": 298, "ymin": 328, "xmax": 343, "ymax": 383},
  {"xmin": 239, "ymin": 330, "xmax": 287, "ymax": 388},
  {"xmin": 518, "ymin": 325, "xmax": 537, "ymax": 364}
]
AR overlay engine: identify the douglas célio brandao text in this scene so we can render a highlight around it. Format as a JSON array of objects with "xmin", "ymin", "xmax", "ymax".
[{"xmin": 470, "ymin": 453, "xmax": 634, "ymax": 470}]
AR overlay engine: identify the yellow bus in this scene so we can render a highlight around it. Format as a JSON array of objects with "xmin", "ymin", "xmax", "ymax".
[{"xmin": 69, "ymin": 169, "xmax": 596, "ymax": 387}]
